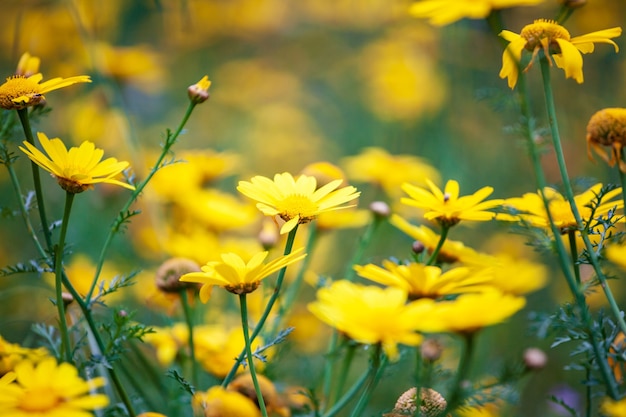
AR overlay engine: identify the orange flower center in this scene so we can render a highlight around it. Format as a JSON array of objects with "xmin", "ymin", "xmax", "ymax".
[
  {"xmin": 18, "ymin": 387, "xmax": 62, "ymax": 411},
  {"xmin": 0, "ymin": 75, "xmax": 43, "ymax": 109},
  {"xmin": 520, "ymin": 19, "xmax": 571, "ymax": 51},
  {"xmin": 586, "ymin": 108, "xmax": 626, "ymax": 146}
]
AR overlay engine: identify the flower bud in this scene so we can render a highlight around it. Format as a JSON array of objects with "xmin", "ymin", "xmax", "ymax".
[
  {"xmin": 586, "ymin": 108, "xmax": 626, "ymax": 172},
  {"xmin": 369, "ymin": 201, "xmax": 391, "ymax": 218},
  {"xmin": 523, "ymin": 347, "xmax": 548, "ymax": 370},
  {"xmin": 188, "ymin": 75, "xmax": 211, "ymax": 104}
]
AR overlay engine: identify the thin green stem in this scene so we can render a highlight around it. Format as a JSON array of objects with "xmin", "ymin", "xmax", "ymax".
[
  {"xmin": 321, "ymin": 367, "xmax": 370, "ymax": 417},
  {"xmin": 17, "ymin": 108, "xmax": 53, "ymax": 249},
  {"xmin": 269, "ymin": 223, "xmax": 319, "ymax": 337},
  {"xmin": 239, "ymin": 293, "xmax": 269, "ymax": 417},
  {"xmin": 180, "ymin": 289, "xmax": 198, "ymax": 388},
  {"xmin": 539, "ymin": 56, "xmax": 626, "ymax": 339},
  {"xmin": 444, "ymin": 333, "xmax": 475, "ymax": 414},
  {"xmin": 86, "ymin": 101, "xmax": 198, "ymax": 303},
  {"xmin": 330, "ymin": 341, "xmax": 357, "ymax": 406},
  {"xmin": 568, "ymin": 229, "xmax": 581, "ymax": 285},
  {"xmin": 426, "ymin": 225, "xmax": 450, "ymax": 266},
  {"xmin": 55, "ymin": 192, "xmax": 75, "ymax": 363},
  {"xmin": 349, "ymin": 343, "xmax": 383, "ymax": 417},
  {"xmin": 221, "ymin": 225, "xmax": 299, "ymax": 387},
  {"xmin": 619, "ymin": 149, "xmax": 626, "ymax": 222}
]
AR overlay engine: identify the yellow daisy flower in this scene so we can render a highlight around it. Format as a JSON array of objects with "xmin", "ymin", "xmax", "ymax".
[
  {"xmin": 499, "ymin": 19, "xmax": 621, "ymax": 88},
  {"xmin": 308, "ymin": 280, "xmax": 438, "ymax": 360},
  {"xmin": 0, "ymin": 335, "xmax": 49, "ymax": 376},
  {"xmin": 0, "ymin": 53, "xmax": 91, "ymax": 109},
  {"xmin": 401, "ymin": 179, "xmax": 503, "ymax": 227},
  {"xmin": 601, "ymin": 397, "xmax": 626, "ymax": 417},
  {"xmin": 409, "ymin": 0, "xmax": 544, "ymax": 27},
  {"xmin": 237, "ymin": 172, "xmax": 361, "ymax": 234},
  {"xmin": 501, "ymin": 183, "xmax": 623, "ymax": 232},
  {"xmin": 0, "ymin": 357, "xmax": 109, "ymax": 415},
  {"xmin": 180, "ymin": 248, "xmax": 306, "ymax": 302},
  {"xmin": 19, "ymin": 132, "xmax": 135, "ymax": 193},
  {"xmin": 193, "ymin": 386, "xmax": 261, "ymax": 417},
  {"xmin": 354, "ymin": 261, "xmax": 493, "ymax": 300},
  {"xmin": 427, "ymin": 291, "xmax": 526, "ymax": 334}
]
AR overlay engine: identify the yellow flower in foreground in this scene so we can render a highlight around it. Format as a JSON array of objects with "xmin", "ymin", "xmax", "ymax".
[
  {"xmin": 428, "ymin": 291, "xmax": 526, "ymax": 333},
  {"xmin": 601, "ymin": 397, "xmax": 626, "ymax": 417},
  {"xmin": 0, "ymin": 54, "xmax": 91, "ymax": 109},
  {"xmin": 237, "ymin": 172, "xmax": 361, "ymax": 234},
  {"xmin": 0, "ymin": 357, "xmax": 109, "ymax": 416},
  {"xmin": 180, "ymin": 248, "xmax": 306, "ymax": 302},
  {"xmin": 0, "ymin": 335, "xmax": 49, "ymax": 375},
  {"xmin": 354, "ymin": 261, "xmax": 493, "ymax": 300},
  {"xmin": 502, "ymin": 183, "xmax": 623, "ymax": 232},
  {"xmin": 19, "ymin": 132, "xmax": 135, "ymax": 193},
  {"xmin": 401, "ymin": 179, "xmax": 503, "ymax": 227},
  {"xmin": 499, "ymin": 19, "xmax": 621, "ymax": 88},
  {"xmin": 409, "ymin": 0, "xmax": 544, "ymax": 26},
  {"xmin": 308, "ymin": 280, "xmax": 437, "ymax": 360}
]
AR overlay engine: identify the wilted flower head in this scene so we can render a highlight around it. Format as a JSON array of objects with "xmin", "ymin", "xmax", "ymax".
[
  {"xmin": 384, "ymin": 387, "xmax": 447, "ymax": 417},
  {"xmin": 586, "ymin": 108, "xmax": 626, "ymax": 172}
]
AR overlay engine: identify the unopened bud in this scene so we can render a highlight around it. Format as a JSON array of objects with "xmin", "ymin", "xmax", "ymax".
[
  {"xmin": 188, "ymin": 75, "xmax": 211, "ymax": 104},
  {"xmin": 412, "ymin": 241, "xmax": 426, "ymax": 254},
  {"xmin": 421, "ymin": 338, "xmax": 443, "ymax": 362},
  {"xmin": 523, "ymin": 347, "xmax": 548, "ymax": 370},
  {"xmin": 156, "ymin": 257, "xmax": 201, "ymax": 293},
  {"xmin": 369, "ymin": 201, "xmax": 390, "ymax": 218}
]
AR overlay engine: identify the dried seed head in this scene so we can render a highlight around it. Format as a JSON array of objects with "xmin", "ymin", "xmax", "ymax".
[
  {"xmin": 586, "ymin": 108, "xmax": 626, "ymax": 172},
  {"xmin": 155, "ymin": 257, "xmax": 201, "ymax": 293},
  {"xmin": 384, "ymin": 387, "xmax": 448, "ymax": 417}
]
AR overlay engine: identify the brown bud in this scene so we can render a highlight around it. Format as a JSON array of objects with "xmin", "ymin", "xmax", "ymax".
[{"xmin": 155, "ymin": 257, "xmax": 201, "ymax": 293}]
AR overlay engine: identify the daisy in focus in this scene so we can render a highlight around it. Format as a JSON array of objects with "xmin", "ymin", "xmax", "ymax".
[
  {"xmin": 499, "ymin": 19, "xmax": 621, "ymax": 88},
  {"xmin": 19, "ymin": 132, "xmax": 135, "ymax": 194},
  {"xmin": 409, "ymin": 0, "xmax": 544, "ymax": 27},
  {"xmin": 179, "ymin": 248, "xmax": 306, "ymax": 302},
  {"xmin": 401, "ymin": 179, "xmax": 503, "ymax": 227},
  {"xmin": 0, "ymin": 52, "xmax": 91, "ymax": 110},
  {"xmin": 237, "ymin": 172, "xmax": 360, "ymax": 234},
  {"xmin": 0, "ymin": 357, "xmax": 109, "ymax": 416}
]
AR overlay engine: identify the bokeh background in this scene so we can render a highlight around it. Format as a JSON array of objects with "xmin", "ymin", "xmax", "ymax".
[{"xmin": 1, "ymin": 1, "xmax": 626, "ymax": 416}]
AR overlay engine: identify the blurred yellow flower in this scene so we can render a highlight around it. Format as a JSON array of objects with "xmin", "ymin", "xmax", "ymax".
[
  {"xmin": 427, "ymin": 291, "xmax": 526, "ymax": 333},
  {"xmin": 180, "ymin": 248, "xmax": 306, "ymax": 302},
  {"xmin": 410, "ymin": 0, "xmax": 544, "ymax": 26},
  {"xmin": 237, "ymin": 172, "xmax": 361, "ymax": 234},
  {"xmin": 193, "ymin": 386, "xmax": 261, "ymax": 417},
  {"xmin": 138, "ymin": 413, "xmax": 168, "ymax": 417},
  {"xmin": 308, "ymin": 280, "xmax": 438, "ymax": 360},
  {"xmin": 19, "ymin": 132, "xmax": 135, "ymax": 193},
  {"xmin": 354, "ymin": 261, "xmax": 493, "ymax": 300},
  {"xmin": 227, "ymin": 373, "xmax": 289, "ymax": 417},
  {"xmin": 143, "ymin": 323, "xmax": 188, "ymax": 366},
  {"xmin": 390, "ymin": 214, "xmax": 488, "ymax": 265},
  {"xmin": 601, "ymin": 397, "xmax": 626, "ymax": 417},
  {"xmin": 502, "ymin": 183, "xmax": 623, "ymax": 232},
  {"xmin": 342, "ymin": 147, "xmax": 440, "ymax": 199},
  {"xmin": 475, "ymin": 254, "xmax": 548, "ymax": 295},
  {"xmin": 499, "ymin": 19, "xmax": 621, "ymax": 88},
  {"xmin": 194, "ymin": 325, "xmax": 267, "ymax": 377},
  {"xmin": 0, "ymin": 335, "xmax": 49, "ymax": 376},
  {"xmin": 401, "ymin": 179, "xmax": 503, "ymax": 227},
  {"xmin": 606, "ymin": 242, "xmax": 626, "ymax": 270},
  {"xmin": 0, "ymin": 54, "xmax": 90, "ymax": 109},
  {"xmin": 93, "ymin": 42, "xmax": 165, "ymax": 92},
  {"xmin": 0, "ymin": 357, "xmax": 109, "ymax": 415}
]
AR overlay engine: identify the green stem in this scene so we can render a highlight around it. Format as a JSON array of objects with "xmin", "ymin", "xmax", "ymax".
[
  {"xmin": 321, "ymin": 367, "xmax": 370, "ymax": 417},
  {"xmin": 180, "ymin": 289, "xmax": 198, "ymax": 388},
  {"xmin": 539, "ymin": 56, "xmax": 626, "ymax": 339},
  {"xmin": 221, "ymin": 225, "xmax": 299, "ymax": 387},
  {"xmin": 330, "ymin": 340, "xmax": 357, "ymax": 406},
  {"xmin": 86, "ymin": 101, "xmax": 198, "ymax": 303},
  {"xmin": 269, "ymin": 223, "xmax": 319, "ymax": 338},
  {"xmin": 55, "ymin": 192, "xmax": 75, "ymax": 363},
  {"xmin": 567, "ymin": 229, "xmax": 581, "ymax": 285},
  {"xmin": 17, "ymin": 108, "xmax": 53, "ymax": 249},
  {"xmin": 619, "ymin": 148, "xmax": 626, "ymax": 222},
  {"xmin": 322, "ymin": 213, "xmax": 386, "ymax": 409},
  {"xmin": 239, "ymin": 294, "xmax": 269, "ymax": 417},
  {"xmin": 444, "ymin": 332, "xmax": 475, "ymax": 414},
  {"xmin": 426, "ymin": 225, "xmax": 449, "ymax": 266},
  {"xmin": 349, "ymin": 343, "xmax": 383, "ymax": 417}
]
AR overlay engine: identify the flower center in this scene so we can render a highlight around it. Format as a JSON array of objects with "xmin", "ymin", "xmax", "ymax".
[
  {"xmin": 277, "ymin": 195, "xmax": 318, "ymax": 222},
  {"xmin": 520, "ymin": 19, "xmax": 571, "ymax": 50},
  {"xmin": 0, "ymin": 75, "xmax": 43, "ymax": 109},
  {"xmin": 19, "ymin": 387, "xmax": 62, "ymax": 411}
]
